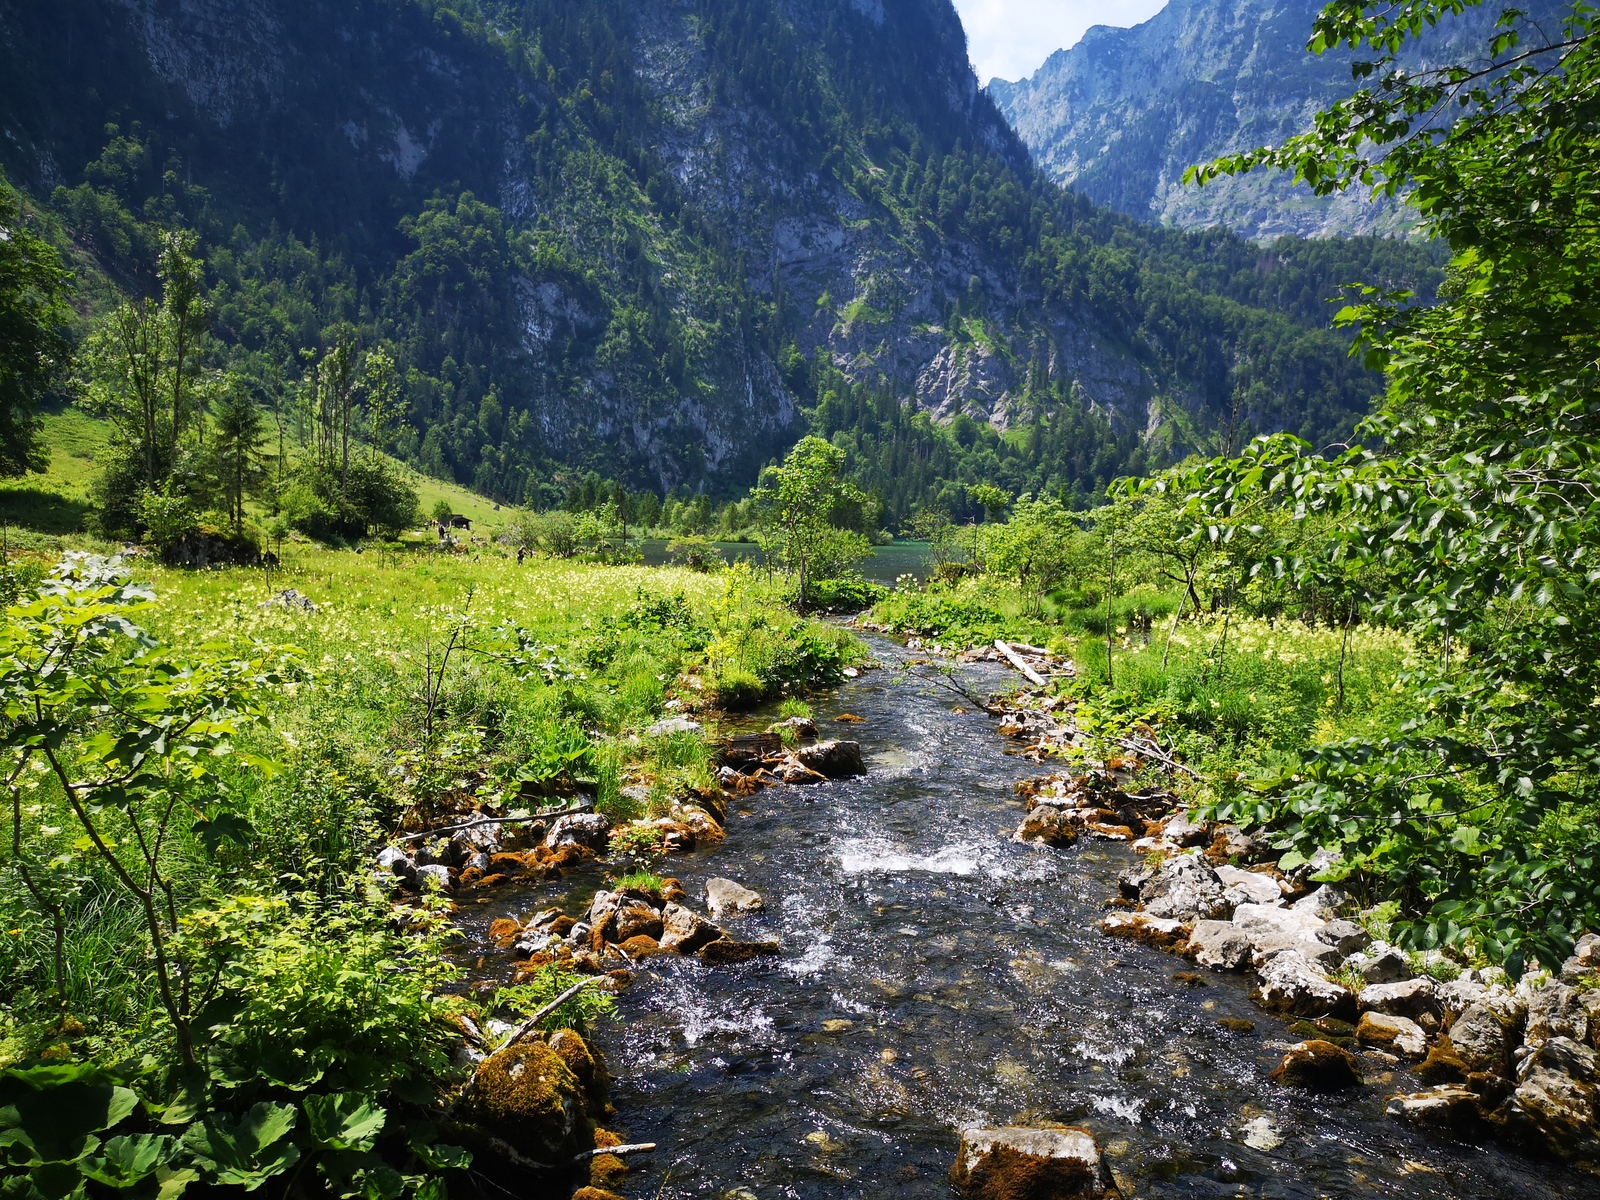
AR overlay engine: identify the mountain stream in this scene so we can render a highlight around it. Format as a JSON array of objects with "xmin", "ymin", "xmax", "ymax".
[{"xmin": 464, "ymin": 636, "xmax": 1600, "ymax": 1199}]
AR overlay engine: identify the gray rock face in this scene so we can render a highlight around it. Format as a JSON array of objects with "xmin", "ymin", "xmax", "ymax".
[
  {"xmin": 1510, "ymin": 1036, "xmax": 1600, "ymax": 1161},
  {"xmin": 1449, "ymin": 1000, "xmax": 1520, "ymax": 1077},
  {"xmin": 415, "ymin": 863, "xmax": 453, "ymax": 892},
  {"xmin": 987, "ymin": 0, "xmax": 1558, "ymax": 238},
  {"xmin": 1347, "ymin": 945, "xmax": 1411, "ymax": 984},
  {"xmin": 1386, "ymin": 1085, "xmax": 1486, "ymax": 1132},
  {"xmin": 1189, "ymin": 919, "xmax": 1251, "ymax": 971},
  {"xmin": 1526, "ymin": 982, "xmax": 1591, "ymax": 1047},
  {"xmin": 659, "ymin": 901, "xmax": 724, "ymax": 954},
  {"xmin": 705, "ymin": 877, "xmax": 764, "ymax": 917},
  {"xmin": 1214, "ymin": 865, "xmax": 1281, "ymax": 906},
  {"xmin": 1255, "ymin": 951, "xmax": 1352, "ymax": 1018},
  {"xmin": 1248, "ymin": 929, "xmax": 1341, "ymax": 972},
  {"xmin": 1140, "ymin": 854, "xmax": 1231, "ymax": 922},
  {"xmin": 1315, "ymin": 919, "xmax": 1370, "ymax": 957},
  {"xmin": 1358, "ymin": 978, "xmax": 1440, "ymax": 1021}
]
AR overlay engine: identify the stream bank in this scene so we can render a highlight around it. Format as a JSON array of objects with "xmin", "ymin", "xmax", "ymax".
[{"xmin": 452, "ymin": 635, "xmax": 1600, "ymax": 1198}]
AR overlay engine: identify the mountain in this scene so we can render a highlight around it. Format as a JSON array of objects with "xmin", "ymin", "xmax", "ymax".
[
  {"xmin": 988, "ymin": 0, "xmax": 1550, "ymax": 239},
  {"xmin": 0, "ymin": 0, "xmax": 1440, "ymax": 513}
]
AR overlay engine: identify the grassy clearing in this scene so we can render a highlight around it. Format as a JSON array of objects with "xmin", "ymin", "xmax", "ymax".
[
  {"xmin": 873, "ymin": 577, "xmax": 1414, "ymax": 803},
  {"xmin": 0, "ymin": 545, "xmax": 859, "ymax": 1068}
]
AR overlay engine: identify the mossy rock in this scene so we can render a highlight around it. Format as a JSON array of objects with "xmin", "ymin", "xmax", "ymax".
[
  {"xmin": 464, "ymin": 1039, "xmax": 589, "ymax": 1163},
  {"xmin": 549, "ymin": 1027, "xmax": 610, "ymax": 1116}
]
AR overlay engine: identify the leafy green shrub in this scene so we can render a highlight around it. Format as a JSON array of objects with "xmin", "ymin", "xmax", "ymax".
[
  {"xmin": 806, "ymin": 575, "xmax": 887, "ymax": 612},
  {"xmin": 197, "ymin": 899, "xmax": 461, "ymax": 1098},
  {"xmin": 492, "ymin": 964, "xmax": 615, "ymax": 1034}
]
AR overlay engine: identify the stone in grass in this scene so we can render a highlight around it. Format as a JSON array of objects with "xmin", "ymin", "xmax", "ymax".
[
  {"xmin": 1356, "ymin": 1011, "xmax": 1428, "ymax": 1058},
  {"xmin": 1270, "ymin": 1040, "xmax": 1364, "ymax": 1092},
  {"xmin": 705, "ymin": 877, "xmax": 764, "ymax": 917},
  {"xmin": 950, "ymin": 1126, "xmax": 1121, "ymax": 1200}
]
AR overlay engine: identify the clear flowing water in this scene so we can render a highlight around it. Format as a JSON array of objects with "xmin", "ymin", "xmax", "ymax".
[
  {"xmin": 636, "ymin": 541, "xmax": 932, "ymax": 584},
  {"xmin": 466, "ymin": 638, "xmax": 1600, "ymax": 1199}
]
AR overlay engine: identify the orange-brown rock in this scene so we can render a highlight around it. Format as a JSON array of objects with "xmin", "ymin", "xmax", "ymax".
[
  {"xmin": 489, "ymin": 851, "xmax": 537, "ymax": 874},
  {"xmin": 619, "ymin": 934, "xmax": 663, "ymax": 957},
  {"xmin": 457, "ymin": 866, "xmax": 484, "ymax": 888},
  {"xmin": 659, "ymin": 878, "xmax": 687, "ymax": 903},
  {"xmin": 587, "ymin": 1129, "xmax": 628, "ymax": 1187},
  {"xmin": 488, "ymin": 918, "xmax": 522, "ymax": 947},
  {"xmin": 1270, "ymin": 1040, "xmax": 1363, "ymax": 1092},
  {"xmin": 571, "ymin": 1190, "xmax": 627, "ymax": 1200},
  {"xmin": 545, "ymin": 843, "xmax": 593, "ymax": 870},
  {"xmin": 950, "ymin": 1126, "xmax": 1120, "ymax": 1199}
]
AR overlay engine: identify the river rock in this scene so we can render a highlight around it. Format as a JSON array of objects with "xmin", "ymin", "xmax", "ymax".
[
  {"xmin": 647, "ymin": 715, "xmax": 702, "ymax": 737},
  {"xmin": 546, "ymin": 813, "xmax": 612, "ymax": 853},
  {"xmin": 1254, "ymin": 951, "xmax": 1355, "ymax": 1019},
  {"xmin": 1346, "ymin": 945, "xmax": 1411, "ymax": 984},
  {"xmin": 1270, "ymin": 1039, "xmax": 1363, "ymax": 1091},
  {"xmin": 1014, "ymin": 809, "xmax": 1079, "ymax": 846},
  {"xmin": 1561, "ymin": 932, "xmax": 1600, "ymax": 983},
  {"xmin": 705, "ymin": 877, "xmax": 764, "ymax": 917},
  {"xmin": 463, "ymin": 1039, "xmax": 591, "ymax": 1162},
  {"xmin": 1437, "ymin": 972, "xmax": 1491, "ymax": 1019},
  {"xmin": 1099, "ymin": 911, "xmax": 1190, "ymax": 951},
  {"xmin": 611, "ymin": 902, "xmax": 665, "ymax": 944},
  {"xmin": 1292, "ymin": 885, "xmax": 1348, "ymax": 919},
  {"xmin": 1161, "ymin": 811, "xmax": 1210, "ymax": 847},
  {"xmin": 1525, "ymin": 981, "xmax": 1590, "ymax": 1046},
  {"xmin": 1508, "ymin": 1035, "xmax": 1600, "ymax": 1161},
  {"xmin": 767, "ymin": 716, "xmax": 818, "ymax": 739},
  {"xmin": 1386, "ymin": 1085, "xmax": 1488, "ymax": 1133},
  {"xmin": 1189, "ymin": 920, "xmax": 1251, "ymax": 971},
  {"xmin": 794, "ymin": 739, "xmax": 865, "ymax": 778},
  {"xmin": 1359, "ymin": 978, "xmax": 1440, "ymax": 1021},
  {"xmin": 376, "ymin": 846, "xmax": 412, "ymax": 875},
  {"xmin": 1232, "ymin": 901, "xmax": 1324, "ymax": 936},
  {"xmin": 1356, "ymin": 1011, "xmax": 1428, "ymax": 1058},
  {"xmin": 699, "ymin": 939, "xmax": 780, "ymax": 965},
  {"xmin": 1450, "ymin": 999, "xmax": 1522, "ymax": 1077},
  {"xmin": 1206, "ymin": 823, "xmax": 1255, "ymax": 860},
  {"xmin": 416, "ymin": 863, "xmax": 453, "ymax": 892},
  {"xmin": 1248, "ymin": 929, "xmax": 1342, "ymax": 972},
  {"xmin": 1214, "ymin": 865, "xmax": 1282, "ymax": 906},
  {"xmin": 448, "ymin": 823, "xmax": 501, "ymax": 866},
  {"xmin": 1140, "ymin": 853, "xmax": 1231, "ymax": 922},
  {"xmin": 659, "ymin": 901, "xmax": 724, "ymax": 954},
  {"xmin": 1315, "ymin": 919, "xmax": 1370, "ymax": 957},
  {"xmin": 949, "ymin": 1126, "xmax": 1119, "ymax": 1199}
]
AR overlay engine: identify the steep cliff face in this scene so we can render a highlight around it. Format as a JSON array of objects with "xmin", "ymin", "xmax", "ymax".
[
  {"xmin": 0, "ymin": 0, "xmax": 1397, "ymax": 500},
  {"xmin": 988, "ymin": 0, "xmax": 1551, "ymax": 238}
]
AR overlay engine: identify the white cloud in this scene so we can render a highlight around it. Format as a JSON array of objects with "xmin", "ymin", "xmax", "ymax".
[{"xmin": 951, "ymin": 0, "xmax": 1170, "ymax": 85}]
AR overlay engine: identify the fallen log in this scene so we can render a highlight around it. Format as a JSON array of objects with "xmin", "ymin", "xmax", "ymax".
[
  {"xmin": 396, "ymin": 802, "xmax": 593, "ymax": 844},
  {"xmin": 994, "ymin": 639, "xmax": 1047, "ymax": 687},
  {"xmin": 571, "ymin": 1143, "xmax": 658, "ymax": 1163}
]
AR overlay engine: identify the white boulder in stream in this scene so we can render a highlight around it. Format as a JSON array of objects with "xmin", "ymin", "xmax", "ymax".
[
  {"xmin": 705, "ymin": 877, "xmax": 764, "ymax": 917},
  {"xmin": 950, "ymin": 1126, "xmax": 1120, "ymax": 1199}
]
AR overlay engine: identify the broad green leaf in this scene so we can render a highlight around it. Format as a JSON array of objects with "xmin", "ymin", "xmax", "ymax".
[{"xmin": 305, "ymin": 1094, "xmax": 386, "ymax": 1153}]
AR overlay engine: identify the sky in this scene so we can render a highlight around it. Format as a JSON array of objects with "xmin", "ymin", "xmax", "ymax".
[{"xmin": 951, "ymin": 0, "xmax": 1169, "ymax": 85}]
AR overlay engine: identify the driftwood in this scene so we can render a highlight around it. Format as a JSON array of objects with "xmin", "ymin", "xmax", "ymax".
[
  {"xmin": 570, "ymin": 1143, "xmax": 658, "ymax": 1163},
  {"xmin": 396, "ymin": 802, "xmax": 593, "ymax": 844},
  {"xmin": 994, "ymin": 640, "xmax": 1047, "ymax": 687},
  {"xmin": 499, "ymin": 977, "xmax": 601, "ymax": 1051}
]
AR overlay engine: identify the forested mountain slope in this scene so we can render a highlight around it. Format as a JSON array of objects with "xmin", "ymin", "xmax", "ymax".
[
  {"xmin": 989, "ymin": 0, "xmax": 1563, "ymax": 238},
  {"xmin": 0, "ymin": 0, "xmax": 1440, "ymax": 512}
]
